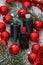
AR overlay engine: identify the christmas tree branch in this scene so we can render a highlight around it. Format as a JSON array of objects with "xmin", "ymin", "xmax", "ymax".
[
  {"xmin": 9, "ymin": 6, "xmax": 18, "ymax": 11},
  {"xmin": 16, "ymin": 52, "xmax": 26, "ymax": 65},
  {"xmin": 16, "ymin": 55, "xmax": 24, "ymax": 65},
  {"xmin": 0, "ymin": 45, "xmax": 25, "ymax": 65},
  {"xmin": 8, "ymin": 5, "xmax": 43, "ymax": 22},
  {"xmin": 0, "ymin": 45, "xmax": 14, "ymax": 65}
]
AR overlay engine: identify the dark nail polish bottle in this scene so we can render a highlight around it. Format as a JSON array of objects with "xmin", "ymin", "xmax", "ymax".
[
  {"xmin": 19, "ymin": 26, "xmax": 29, "ymax": 49},
  {"xmin": 10, "ymin": 22, "xmax": 20, "ymax": 41},
  {"xmin": 23, "ymin": 14, "xmax": 33, "ymax": 34}
]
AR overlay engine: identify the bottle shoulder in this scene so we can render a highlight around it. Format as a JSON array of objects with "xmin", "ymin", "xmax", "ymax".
[{"xmin": 23, "ymin": 18, "xmax": 33, "ymax": 22}]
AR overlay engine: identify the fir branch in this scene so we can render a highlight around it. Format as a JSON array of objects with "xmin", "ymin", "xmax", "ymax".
[
  {"xmin": 0, "ymin": 45, "xmax": 25, "ymax": 65},
  {"xmin": 8, "ymin": 5, "xmax": 43, "ymax": 22},
  {"xmin": 16, "ymin": 55, "xmax": 23, "ymax": 65},
  {"xmin": 16, "ymin": 50, "xmax": 26, "ymax": 65},
  {"xmin": 0, "ymin": 45, "xmax": 14, "ymax": 65}
]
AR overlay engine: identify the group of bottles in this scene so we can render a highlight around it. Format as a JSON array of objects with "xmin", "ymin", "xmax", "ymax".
[{"xmin": 10, "ymin": 14, "xmax": 33, "ymax": 49}]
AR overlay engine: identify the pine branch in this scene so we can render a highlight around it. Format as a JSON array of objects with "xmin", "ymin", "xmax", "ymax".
[
  {"xmin": 0, "ymin": 45, "xmax": 14, "ymax": 65},
  {"xmin": 15, "ymin": 55, "xmax": 24, "ymax": 65},
  {"xmin": 8, "ymin": 5, "xmax": 43, "ymax": 22},
  {"xmin": 0, "ymin": 45, "xmax": 25, "ymax": 65},
  {"xmin": 16, "ymin": 55, "xmax": 24, "ymax": 65}
]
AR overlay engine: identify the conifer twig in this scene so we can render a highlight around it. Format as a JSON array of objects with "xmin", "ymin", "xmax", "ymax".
[
  {"xmin": 8, "ymin": 6, "xmax": 43, "ymax": 22},
  {"xmin": 0, "ymin": 46, "xmax": 14, "ymax": 65}
]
